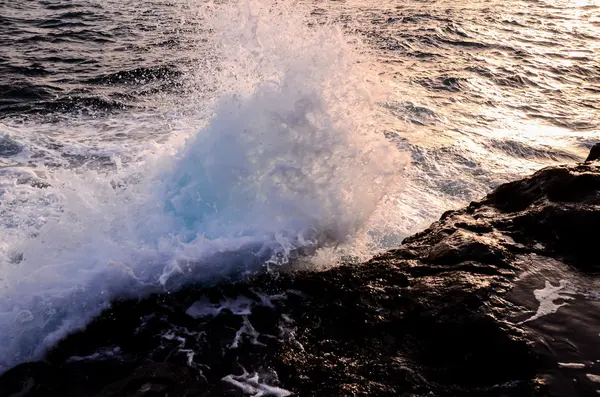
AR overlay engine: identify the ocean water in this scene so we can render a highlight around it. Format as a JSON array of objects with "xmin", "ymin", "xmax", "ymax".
[{"xmin": 0, "ymin": 0, "xmax": 598, "ymax": 372}]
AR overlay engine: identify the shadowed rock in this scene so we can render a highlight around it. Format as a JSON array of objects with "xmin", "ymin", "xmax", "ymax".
[
  {"xmin": 1, "ymin": 145, "xmax": 599, "ymax": 397},
  {"xmin": 585, "ymin": 142, "xmax": 600, "ymax": 162}
]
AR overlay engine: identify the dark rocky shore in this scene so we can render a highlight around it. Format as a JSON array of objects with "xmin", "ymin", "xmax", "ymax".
[{"xmin": 2, "ymin": 145, "xmax": 600, "ymax": 397}]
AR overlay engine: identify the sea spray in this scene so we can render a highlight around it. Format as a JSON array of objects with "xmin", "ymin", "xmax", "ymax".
[{"xmin": 0, "ymin": 0, "xmax": 406, "ymax": 372}]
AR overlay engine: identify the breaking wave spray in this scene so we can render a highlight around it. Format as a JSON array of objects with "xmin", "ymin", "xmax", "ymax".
[{"xmin": 0, "ymin": 0, "xmax": 407, "ymax": 371}]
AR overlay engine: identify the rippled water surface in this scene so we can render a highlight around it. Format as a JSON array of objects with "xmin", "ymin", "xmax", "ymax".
[{"xmin": 0, "ymin": 0, "xmax": 598, "ymax": 370}]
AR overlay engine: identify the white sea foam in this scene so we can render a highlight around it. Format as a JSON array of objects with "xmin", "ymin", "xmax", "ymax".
[
  {"xmin": 0, "ymin": 0, "xmax": 406, "ymax": 372},
  {"xmin": 222, "ymin": 368, "xmax": 293, "ymax": 397},
  {"xmin": 587, "ymin": 373, "xmax": 600, "ymax": 383},
  {"xmin": 186, "ymin": 297, "xmax": 254, "ymax": 318},
  {"xmin": 558, "ymin": 362, "xmax": 586, "ymax": 369},
  {"xmin": 230, "ymin": 316, "xmax": 264, "ymax": 349},
  {"xmin": 519, "ymin": 280, "xmax": 575, "ymax": 324}
]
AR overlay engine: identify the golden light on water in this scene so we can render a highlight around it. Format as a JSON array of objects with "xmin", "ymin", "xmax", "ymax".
[{"xmin": 571, "ymin": 0, "xmax": 598, "ymax": 5}]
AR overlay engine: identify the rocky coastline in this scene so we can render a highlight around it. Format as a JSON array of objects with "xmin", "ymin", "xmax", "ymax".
[{"xmin": 1, "ymin": 144, "xmax": 599, "ymax": 397}]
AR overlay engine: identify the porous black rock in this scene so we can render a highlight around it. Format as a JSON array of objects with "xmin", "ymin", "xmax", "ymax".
[{"xmin": 2, "ymin": 147, "xmax": 600, "ymax": 397}]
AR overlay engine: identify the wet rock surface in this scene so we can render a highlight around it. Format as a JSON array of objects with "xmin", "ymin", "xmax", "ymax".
[{"xmin": 2, "ymin": 153, "xmax": 600, "ymax": 396}]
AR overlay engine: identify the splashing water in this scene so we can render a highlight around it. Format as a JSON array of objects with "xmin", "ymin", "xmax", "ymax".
[{"xmin": 0, "ymin": 0, "xmax": 406, "ymax": 371}]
